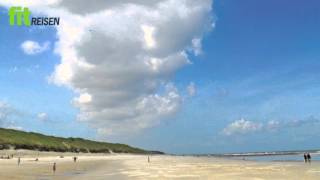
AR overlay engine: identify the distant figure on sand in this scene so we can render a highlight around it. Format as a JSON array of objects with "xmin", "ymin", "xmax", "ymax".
[
  {"xmin": 73, "ymin": 156, "xmax": 77, "ymax": 163},
  {"xmin": 53, "ymin": 162, "xmax": 57, "ymax": 173},
  {"xmin": 148, "ymin": 156, "xmax": 150, "ymax": 163},
  {"xmin": 307, "ymin": 153, "xmax": 311, "ymax": 163},
  {"xmin": 304, "ymin": 153, "xmax": 307, "ymax": 163},
  {"xmin": 17, "ymin": 157, "xmax": 21, "ymax": 166}
]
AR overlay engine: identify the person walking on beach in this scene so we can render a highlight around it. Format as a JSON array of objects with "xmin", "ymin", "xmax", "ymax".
[
  {"xmin": 307, "ymin": 153, "xmax": 311, "ymax": 163},
  {"xmin": 53, "ymin": 162, "xmax": 57, "ymax": 174},
  {"xmin": 17, "ymin": 157, "xmax": 21, "ymax": 166},
  {"xmin": 73, "ymin": 156, "xmax": 77, "ymax": 163},
  {"xmin": 304, "ymin": 153, "xmax": 307, "ymax": 163}
]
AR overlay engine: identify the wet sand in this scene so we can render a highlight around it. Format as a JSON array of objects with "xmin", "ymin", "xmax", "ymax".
[{"xmin": 0, "ymin": 151, "xmax": 319, "ymax": 179}]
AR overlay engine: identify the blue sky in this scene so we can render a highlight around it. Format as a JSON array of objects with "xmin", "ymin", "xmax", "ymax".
[
  {"xmin": 0, "ymin": 0, "xmax": 320, "ymax": 154},
  {"xmin": 0, "ymin": 14, "xmax": 94, "ymax": 138}
]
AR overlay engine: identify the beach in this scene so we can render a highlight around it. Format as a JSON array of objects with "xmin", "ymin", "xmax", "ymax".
[{"xmin": 0, "ymin": 151, "xmax": 319, "ymax": 180}]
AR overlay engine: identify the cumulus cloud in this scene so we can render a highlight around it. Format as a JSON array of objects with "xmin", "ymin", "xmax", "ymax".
[
  {"xmin": 37, "ymin": 113, "xmax": 48, "ymax": 121},
  {"xmin": 222, "ymin": 117, "xmax": 320, "ymax": 136},
  {"xmin": 266, "ymin": 120, "xmax": 281, "ymax": 131},
  {"xmin": 1, "ymin": 0, "xmax": 213, "ymax": 136},
  {"xmin": 0, "ymin": 102, "xmax": 21, "ymax": 129},
  {"xmin": 55, "ymin": 0, "xmax": 160, "ymax": 14},
  {"xmin": 0, "ymin": 102, "xmax": 11, "ymax": 125},
  {"xmin": 191, "ymin": 38, "xmax": 203, "ymax": 56},
  {"xmin": 286, "ymin": 117, "xmax": 320, "ymax": 128},
  {"xmin": 222, "ymin": 118, "xmax": 263, "ymax": 136},
  {"xmin": 0, "ymin": 0, "xmax": 58, "ymax": 7},
  {"xmin": 187, "ymin": 82, "xmax": 197, "ymax": 97},
  {"xmin": 51, "ymin": 0, "xmax": 213, "ymax": 136},
  {"xmin": 21, "ymin": 40, "xmax": 50, "ymax": 55}
]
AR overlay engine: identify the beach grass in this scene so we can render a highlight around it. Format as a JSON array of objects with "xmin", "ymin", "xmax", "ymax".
[{"xmin": 0, "ymin": 128, "xmax": 158, "ymax": 154}]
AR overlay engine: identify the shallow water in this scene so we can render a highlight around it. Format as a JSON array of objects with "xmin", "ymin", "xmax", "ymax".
[{"xmin": 230, "ymin": 153, "xmax": 320, "ymax": 162}]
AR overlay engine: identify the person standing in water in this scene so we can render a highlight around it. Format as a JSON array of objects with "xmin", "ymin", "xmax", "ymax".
[
  {"xmin": 17, "ymin": 157, "xmax": 21, "ymax": 166},
  {"xmin": 304, "ymin": 153, "xmax": 307, "ymax": 163},
  {"xmin": 307, "ymin": 153, "xmax": 311, "ymax": 163},
  {"xmin": 53, "ymin": 162, "xmax": 57, "ymax": 174}
]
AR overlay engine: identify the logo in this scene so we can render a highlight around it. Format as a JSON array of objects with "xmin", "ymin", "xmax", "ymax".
[{"xmin": 9, "ymin": 7, "xmax": 60, "ymax": 26}]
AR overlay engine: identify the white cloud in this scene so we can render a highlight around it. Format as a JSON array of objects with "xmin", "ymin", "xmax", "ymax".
[
  {"xmin": 9, "ymin": 66, "xmax": 18, "ymax": 73},
  {"xmin": 0, "ymin": 102, "xmax": 11, "ymax": 123},
  {"xmin": 1, "ymin": 0, "xmax": 214, "ymax": 136},
  {"xmin": 0, "ymin": 0, "xmax": 59, "ymax": 7},
  {"xmin": 6, "ymin": 126, "xmax": 23, "ymax": 131},
  {"xmin": 37, "ymin": 113, "xmax": 48, "ymax": 121},
  {"xmin": 52, "ymin": 0, "xmax": 213, "ymax": 136},
  {"xmin": 222, "ymin": 117, "xmax": 320, "ymax": 136},
  {"xmin": 142, "ymin": 25, "xmax": 156, "ymax": 49},
  {"xmin": 266, "ymin": 120, "xmax": 281, "ymax": 131},
  {"xmin": 55, "ymin": 0, "xmax": 162, "ymax": 14},
  {"xmin": 0, "ymin": 102, "xmax": 21, "ymax": 129},
  {"xmin": 223, "ymin": 118, "xmax": 263, "ymax": 136},
  {"xmin": 187, "ymin": 82, "xmax": 197, "ymax": 96},
  {"xmin": 74, "ymin": 93, "xmax": 92, "ymax": 104},
  {"xmin": 21, "ymin": 40, "xmax": 50, "ymax": 55},
  {"xmin": 191, "ymin": 38, "xmax": 202, "ymax": 56}
]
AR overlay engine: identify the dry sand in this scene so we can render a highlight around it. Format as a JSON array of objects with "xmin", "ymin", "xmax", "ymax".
[{"xmin": 0, "ymin": 150, "xmax": 319, "ymax": 180}]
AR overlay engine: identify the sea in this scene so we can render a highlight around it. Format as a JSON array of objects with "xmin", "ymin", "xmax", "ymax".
[{"xmin": 215, "ymin": 151, "xmax": 320, "ymax": 162}]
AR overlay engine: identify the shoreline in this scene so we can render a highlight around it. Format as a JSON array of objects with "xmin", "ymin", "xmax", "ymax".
[
  {"xmin": 0, "ymin": 150, "xmax": 319, "ymax": 179},
  {"xmin": 1, "ymin": 149, "xmax": 319, "ymax": 163}
]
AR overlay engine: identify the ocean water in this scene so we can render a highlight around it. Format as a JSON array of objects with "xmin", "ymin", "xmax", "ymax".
[{"xmin": 226, "ymin": 153, "xmax": 320, "ymax": 162}]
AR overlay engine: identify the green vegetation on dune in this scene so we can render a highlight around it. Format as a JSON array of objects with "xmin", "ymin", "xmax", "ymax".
[{"xmin": 0, "ymin": 128, "xmax": 162, "ymax": 154}]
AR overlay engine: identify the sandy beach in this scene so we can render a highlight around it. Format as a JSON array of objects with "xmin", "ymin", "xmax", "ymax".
[{"xmin": 0, "ymin": 150, "xmax": 319, "ymax": 180}]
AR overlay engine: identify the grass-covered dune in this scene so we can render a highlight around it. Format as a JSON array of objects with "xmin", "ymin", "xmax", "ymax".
[{"xmin": 0, "ymin": 128, "xmax": 163, "ymax": 154}]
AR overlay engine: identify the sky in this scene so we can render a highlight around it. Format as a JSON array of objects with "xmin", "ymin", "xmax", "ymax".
[{"xmin": 0, "ymin": 0, "xmax": 320, "ymax": 154}]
